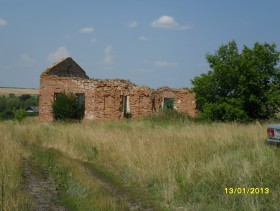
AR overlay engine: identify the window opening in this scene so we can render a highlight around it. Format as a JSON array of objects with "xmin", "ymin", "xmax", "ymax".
[
  {"xmin": 52, "ymin": 92, "xmax": 85, "ymax": 120},
  {"xmin": 163, "ymin": 98, "xmax": 174, "ymax": 111},
  {"xmin": 124, "ymin": 96, "xmax": 130, "ymax": 114}
]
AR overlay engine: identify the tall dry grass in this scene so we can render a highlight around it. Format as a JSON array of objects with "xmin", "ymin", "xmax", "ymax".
[
  {"xmin": 0, "ymin": 123, "xmax": 30, "ymax": 210},
  {"xmin": 2, "ymin": 117, "xmax": 280, "ymax": 210}
]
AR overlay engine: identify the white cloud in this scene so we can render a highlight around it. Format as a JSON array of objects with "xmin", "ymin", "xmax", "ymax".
[
  {"xmin": 139, "ymin": 36, "xmax": 149, "ymax": 41},
  {"xmin": 154, "ymin": 60, "xmax": 179, "ymax": 68},
  {"xmin": 91, "ymin": 38, "xmax": 97, "ymax": 43},
  {"xmin": 0, "ymin": 18, "xmax": 7, "ymax": 27},
  {"xmin": 20, "ymin": 54, "xmax": 36, "ymax": 65},
  {"xmin": 151, "ymin": 15, "xmax": 192, "ymax": 30},
  {"xmin": 48, "ymin": 46, "xmax": 70, "ymax": 62},
  {"xmin": 103, "ymin": 45, "xmax": 114, "ymax": 65},
  {"xmin": 128, "ymin": 20, "xmax": 138, "ymax": 28},
  {"xmin": 105, "ymin": 45, "xmax": 113, "ymax": 54},
  {"xmin": 80, "ymin": 27, "xmax": 94, "ymax": 33}
]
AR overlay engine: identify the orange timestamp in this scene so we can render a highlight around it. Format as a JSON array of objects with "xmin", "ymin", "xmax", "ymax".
[{"xmin": 225, "ymin": 187, "xmax": 269, "ymax": 194}]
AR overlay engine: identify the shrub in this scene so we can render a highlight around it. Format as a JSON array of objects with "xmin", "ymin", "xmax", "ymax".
[
  {"xmin": 13, "ymin": 108, "xmax": 25, "ymax": 122},
  {"xmin": 52, "ymin": 92, "xmax": 84, "ymax": 121},
  {"xmin": 198, "ymin": 102, "xmax": 249, "ymax": 122}
]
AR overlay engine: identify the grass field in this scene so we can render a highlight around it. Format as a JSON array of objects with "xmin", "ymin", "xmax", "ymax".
[
  {"xmin": 1, "ymin": 114, "xmax": 280, "ymax": 210},
  {"xmin": 0, "ymin": 87, "xmax": 39, "ymax": 95}
]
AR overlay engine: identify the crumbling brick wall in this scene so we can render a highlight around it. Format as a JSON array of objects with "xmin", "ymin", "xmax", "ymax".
[
  {"xmin": 40, "ymin": 75, "xmax": 135, "ymax": 121},
  {"xmin": 154, "ymin": 87, "xmax": 197, "ymax": 117},
  {"xmin": 93, "ymin": 79, "xmax": 135, "ymax": 119},
  {"xmin": 39, "ymin": 57, "xmax": 197, "ymax": 122},
  {"xmin": 130, "ymin": 86, "xmax": 154, "ymax": 118}
]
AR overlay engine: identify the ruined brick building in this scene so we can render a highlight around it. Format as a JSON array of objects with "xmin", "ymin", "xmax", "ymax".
[{"xmin": 39, "ymin": 57, "xmax": 196, "ymax": 122}]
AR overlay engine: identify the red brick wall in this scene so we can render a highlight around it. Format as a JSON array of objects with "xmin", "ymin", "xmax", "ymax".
[
  {"xmin": 39, "ymin": 74, "xmax": 95, "ymax": 122},
  {"xmin": 93, "ymin": 80, "xmax": 134, "ymax": 119},
  {"xmin": 130, "ymin": 86, "xmax": 154, "ymax": 118},
  {"xmin": 154, "ymin": 87, "xmax": 197, "ymax": 117}
]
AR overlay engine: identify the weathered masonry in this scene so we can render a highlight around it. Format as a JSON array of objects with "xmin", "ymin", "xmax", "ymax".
[{"xmin": 39, "ymin": 57, "xmax": 196, "ymax": 122}]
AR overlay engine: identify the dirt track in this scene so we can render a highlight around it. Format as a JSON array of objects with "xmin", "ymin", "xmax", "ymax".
[
  {"xmin": 23, "ymin": 156, "xmax": 154, "ymax": 211},
  {"xmin": 23, "ymin": 159, "xmax": 66, "ymax": 211}
]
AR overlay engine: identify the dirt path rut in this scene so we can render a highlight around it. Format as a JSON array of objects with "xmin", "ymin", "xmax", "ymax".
[
  {"xmin": 23, "ymin": 159, "xmax": 66, "ymax": 211},
  {"xmin": 80, "ymin": 162, "xmax": 154, "ymax": 211},
  {"xmin": 23, "ymin": 155, "xmax": 154, "ymax": 210}
]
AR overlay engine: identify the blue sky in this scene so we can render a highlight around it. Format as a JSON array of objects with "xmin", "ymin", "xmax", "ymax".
[{"xmin": 0, "ymin": 0, "xmax": 280, "ymax": 89}]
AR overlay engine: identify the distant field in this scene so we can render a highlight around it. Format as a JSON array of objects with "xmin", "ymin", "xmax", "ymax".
[{"xmin": 0, "ymin": 87, "xmax": 39, "ymax": 95}]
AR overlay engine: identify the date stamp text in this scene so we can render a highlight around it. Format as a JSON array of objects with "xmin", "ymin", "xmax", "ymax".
[{"xmin": 225, "ymin": 188, "xmax": 269, "ymax": 194}]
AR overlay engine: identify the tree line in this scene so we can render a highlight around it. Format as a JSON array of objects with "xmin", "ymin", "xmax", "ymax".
[{"xmin": 0, "ymin": 94, "xmax": 39, "ymax": 120}]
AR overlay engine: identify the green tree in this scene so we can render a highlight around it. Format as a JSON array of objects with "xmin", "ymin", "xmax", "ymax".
[
  {"xmin": 192, "ymin": 40, "xmax": 280, "ymax": 121},
  {"xmin": 0, "ymin": 96, "xmax": 7, "ymax": 111},
  {"xmin": 19, "ymin": 94, "xmax": 31, "ymax": 102},
  {"xmin": 6, "ymin": 97, "xmax": 20, "ymax": 111},
  {"xmin": 23, "ymin": 97, "xmax": 38, "ymax": 109},
  {"xmin": 52, "ymin": 92, "xmax": 84, "ymax": 121}
]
